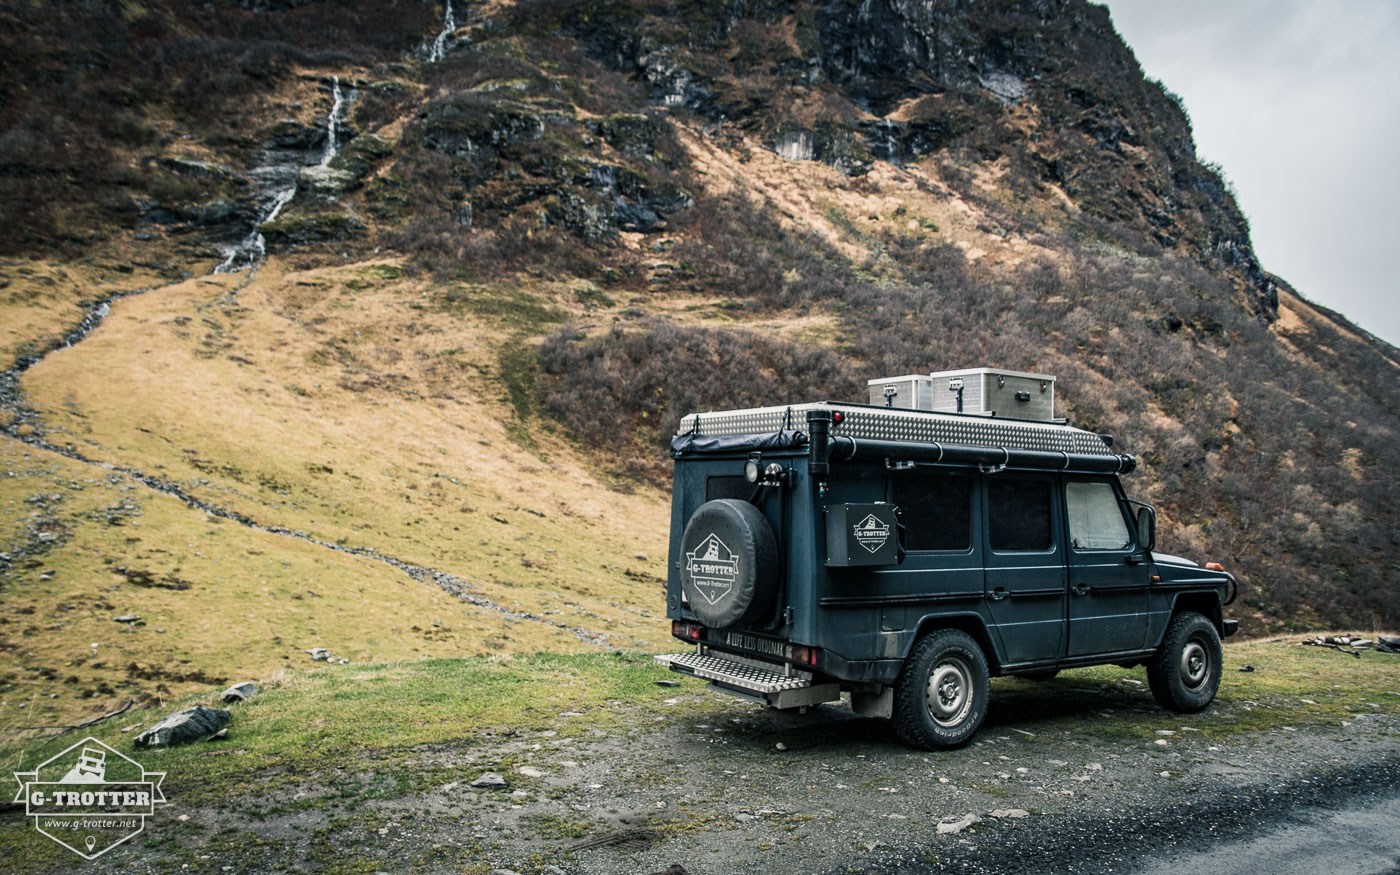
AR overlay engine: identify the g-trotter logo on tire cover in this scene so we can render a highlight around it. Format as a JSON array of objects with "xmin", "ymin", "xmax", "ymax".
[
  {"xmin": 854, "ymin": 514, "xmax": 891, "ymax": 553},
  {"xmin": 685, "ymin": 533, "xmax": 739, "ymax": 605}
]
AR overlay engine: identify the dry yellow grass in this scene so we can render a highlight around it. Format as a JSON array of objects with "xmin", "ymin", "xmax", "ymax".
[{"xmin": 2, "ymin": 256, "xmax": 676, "ymax": 731}]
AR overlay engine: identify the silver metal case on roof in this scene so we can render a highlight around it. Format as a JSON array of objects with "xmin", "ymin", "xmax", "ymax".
[{"xmin": 868, "ymin": 368, "xmax": 1056, "ymax": 422}]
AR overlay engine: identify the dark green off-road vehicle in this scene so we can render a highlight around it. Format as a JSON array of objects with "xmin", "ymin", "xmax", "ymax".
[{"xmin": 657, "ymin": 368, "xmax": 1238, "ymax": 749}]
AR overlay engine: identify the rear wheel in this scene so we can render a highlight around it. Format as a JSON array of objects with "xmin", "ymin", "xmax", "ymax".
[
  {"xmin": 892, "ymin": 629, "xmax": 989, "ymax": 750},
  {"xmin": 1147, "ymin": 612, "xmax": 1222, "ymax": 712}
]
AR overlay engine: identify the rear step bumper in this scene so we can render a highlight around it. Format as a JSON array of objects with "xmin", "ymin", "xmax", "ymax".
[{"xmin": 655, "ymin": 651, "xmax": 840, "ymax": 709}]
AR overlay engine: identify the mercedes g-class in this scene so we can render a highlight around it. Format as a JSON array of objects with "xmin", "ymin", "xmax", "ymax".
[{"xmin": 657, "ymin": 368, "xmax": 1238, "ymax": 749}]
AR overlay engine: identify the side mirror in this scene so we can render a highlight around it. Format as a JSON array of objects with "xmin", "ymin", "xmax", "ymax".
[{"xmin": 1136, "ymin": 506, "xmax": 1156, "ymax": 553}]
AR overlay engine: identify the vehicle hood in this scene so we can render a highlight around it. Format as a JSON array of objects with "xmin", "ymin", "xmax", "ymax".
[{"xmin": 1151, "ymin": 552, "xmax": 1199, "ymax": 569}]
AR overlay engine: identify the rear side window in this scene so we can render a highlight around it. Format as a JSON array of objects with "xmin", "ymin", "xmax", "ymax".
[
  {"xmin": 987, "ymin": 478, "xmax": 1053, "ymax": 551},
  {"xmin": 1066, "ymin": 480, "xmax": 1131, "ymax": 550},
  {"xmin": 892, "ymin": 469, "xmax": 972, "ymax": 551}
]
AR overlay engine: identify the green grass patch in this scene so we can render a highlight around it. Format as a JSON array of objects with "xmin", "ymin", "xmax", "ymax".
[
  {"xmin": 440, "ymin": 284, "xmax": 567, "ymax": 327},
  {"xmin": 987, "ymin": 637, "xmax": 1400, "ymax": 741},
  {"xmin": 0, "ymin": 652, "xmax": 680, "ymax": 810}
]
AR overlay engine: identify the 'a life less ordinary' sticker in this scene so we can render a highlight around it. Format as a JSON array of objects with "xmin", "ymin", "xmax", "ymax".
[
  {"xmin": 13, "ymin": 736, "xmax": 167, "ymax": 860},
  {"xmin": 853, "ymin": 514, "xmax": 891, "ymax": 553},
  {"xmin": 686, "ymin": 533, "xmax": 739, "ymax": 604}
]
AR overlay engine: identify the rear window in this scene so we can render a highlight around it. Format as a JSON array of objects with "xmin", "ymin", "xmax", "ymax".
[
  {"xmin": 988, "ymin": 478, "xmax": 1053, "ymax": 551},
  {"xmin": 892, "ymin": 469, "xmax": 972, "ymax": 551}
]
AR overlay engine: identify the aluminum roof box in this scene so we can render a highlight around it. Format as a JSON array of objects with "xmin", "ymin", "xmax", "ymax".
[{"xmin": 868, "ymin": 368, "xmax": 1056, "ymax": 422}]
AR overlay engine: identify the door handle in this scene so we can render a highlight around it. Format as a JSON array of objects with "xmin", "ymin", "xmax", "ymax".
[
  {"xmin": 989, "ymin": 587, "xmax": 1007, "ymax": 601},
  {"xmin": 1072, "ymin": 583, "xmax": 1089, "ymax": 597}
]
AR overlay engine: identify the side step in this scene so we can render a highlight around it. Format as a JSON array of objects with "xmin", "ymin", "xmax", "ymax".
[{"xmin": 655, "ymin": 651, "xmax": 840, "ymax": 709}]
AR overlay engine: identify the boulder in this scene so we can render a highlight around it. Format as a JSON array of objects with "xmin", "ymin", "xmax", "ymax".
[
  {"xmin": 160, "ymin": 157, "xmax": 232, "ymax": 179},
  {"xmin": 260, "ymin": 212, "xmax": 365, "ymax": 245},
  {"xmin": 221, "ymin": 682, "xmax": 258, "ymax": 703},
  {"xmin": 297, "ymin": 164, "xmax": 358, "ymax": 197},
  {"xmin": 327, "ymin": 134, "xmax": 395, "ymax": 179},
  {"xmin": 774, "ymin": 130, "xmax": 817, "ymax": 162},
  {"xmin": 470, "ymin": 772, "xmax": 508, "ymax": 789},
  {"xmin": 134, "ymin": 706, "xmax": 230, "ymax": 749},
  {"xmin": 588, "ymin": 113, "xmax": 664, "ymax": 158},
  {"xmin": 419, "ymin": 95, "xmax": 544, "ymax": 163}
]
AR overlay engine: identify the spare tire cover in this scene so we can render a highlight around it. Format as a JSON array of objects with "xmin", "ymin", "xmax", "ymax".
[{"xmin": 679, "ymin": 499, "xmax": 779, "ymax": 629}]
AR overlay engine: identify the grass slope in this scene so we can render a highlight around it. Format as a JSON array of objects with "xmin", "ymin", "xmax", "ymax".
[{"xmin": 2, "ymin": 257, "xmax": 672, "ymax": 731}]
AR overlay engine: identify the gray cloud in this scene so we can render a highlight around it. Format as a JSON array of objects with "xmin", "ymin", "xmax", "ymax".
[{"xmin": 1103, "ymin": 0, "xmax": 1400, "ymax": 346}]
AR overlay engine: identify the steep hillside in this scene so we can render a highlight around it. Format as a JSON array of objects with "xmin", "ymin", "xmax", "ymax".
[{"xmin": 1, "ymin": 0, "xmax": 1397, "ymax": 728}]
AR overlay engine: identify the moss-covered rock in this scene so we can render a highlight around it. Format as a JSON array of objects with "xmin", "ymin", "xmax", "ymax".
[
  {"xmin": 261, "ymin": 211, "xmax": 365, "ymax": 245},
  {"xmin": 588, "ymin": 113, "xmax": 664, "ymax": 158},
  {"xmin": 419, "ymin": 95, "xmax": 544, "ymax": 160},
  {"xmin": 328, "ymin": 133, "xmax": 395, "ymax": 179},
  {"xmin": 815, "ymin": 125, "xmax": 873, "ymax": 177}
]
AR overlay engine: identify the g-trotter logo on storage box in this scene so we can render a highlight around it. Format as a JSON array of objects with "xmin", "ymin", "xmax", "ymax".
[
  {"xmin": 686, "ymin": 533, "xmax": 739, "ymax": 605},
  {"xmin": 13, "ymin": 736, "xmax": 167, "ymax": 860},
  {"xmin": 853, "ymin": 514, "xmax": 891, "ymax": 554}
]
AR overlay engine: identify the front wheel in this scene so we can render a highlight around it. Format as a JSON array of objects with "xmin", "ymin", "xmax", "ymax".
[
  {"xmin": 1147, "ymin": 612, "xmax": 1222, "ymax": 712},
  {"xmin": 892, "ymin": 629, "xmax": 989, "ymax": 749}
]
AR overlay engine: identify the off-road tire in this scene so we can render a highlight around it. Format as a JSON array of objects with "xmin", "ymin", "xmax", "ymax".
[
  {"xmin": 892, "ymin": 629, "xmax": 989, "ymax": 750},
  {"xmin": 1147, "ymin": 611, "xmax": 1222, "ymax": 712}
]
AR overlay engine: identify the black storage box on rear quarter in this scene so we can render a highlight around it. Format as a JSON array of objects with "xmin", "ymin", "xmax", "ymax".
[{"xmin": 825, "ymin": 503, "xmax": 899, "ymax": 566}]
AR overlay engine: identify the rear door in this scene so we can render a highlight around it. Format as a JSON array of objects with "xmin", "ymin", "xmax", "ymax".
[
  {"xmin": 1064, "ymin": 477, "xmax": 1149, "ymax": 655},
  {"xmin": 982, "ymin": 474, "xmax": 1066, "ymax": 663}
]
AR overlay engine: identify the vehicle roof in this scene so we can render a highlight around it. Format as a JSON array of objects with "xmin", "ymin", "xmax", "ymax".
[{"xmin": 676, "ymin": 401, "xmax": 1116, "ymax": 458}]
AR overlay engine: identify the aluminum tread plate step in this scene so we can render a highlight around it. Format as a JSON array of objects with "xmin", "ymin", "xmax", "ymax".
[{"xmin": 655, "ymin": 652, "xmax": 812, "ymax": 694}]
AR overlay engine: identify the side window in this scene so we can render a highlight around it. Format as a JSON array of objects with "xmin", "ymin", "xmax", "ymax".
[
  {"xmin": 987, "ymin": 478, "xmax": 1053, "ymax": 551},
  {"xmin": 1065, "ymin": 480, "xmax": 1132, "ymax": 550},
  {"xmin": 892, "ymin": 469, "xmax": 972, "ymax": 551}
]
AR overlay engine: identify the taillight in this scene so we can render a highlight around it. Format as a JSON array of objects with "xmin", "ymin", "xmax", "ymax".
[
  {"xmin": 672, "ymin": 620, "xmax": 704, "ymax": 641},
  {"xmin": 787, "ymin": 644, "xmax": 819, "ymax": 666}
]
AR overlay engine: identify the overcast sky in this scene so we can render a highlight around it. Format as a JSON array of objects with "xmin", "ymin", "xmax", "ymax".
[{"xmin": 1102, "ymin": 0, "xmax": 1400, "ymax": 347}]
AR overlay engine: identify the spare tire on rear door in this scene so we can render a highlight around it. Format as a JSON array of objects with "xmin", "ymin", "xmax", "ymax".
[{"xmin": 679, "ymin": 499, "xmax": 779, "ymax": 629}]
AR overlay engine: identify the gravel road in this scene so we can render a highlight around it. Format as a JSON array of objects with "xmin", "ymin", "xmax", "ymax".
[{"xmin": 449, "ymin": 689, "xmax": 1399, "ymax": 875}]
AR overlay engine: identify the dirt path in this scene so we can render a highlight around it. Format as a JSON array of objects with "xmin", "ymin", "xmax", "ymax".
[{"xmin": 66, "ymin": 685, "xmax": 1399, "ymax": 875}]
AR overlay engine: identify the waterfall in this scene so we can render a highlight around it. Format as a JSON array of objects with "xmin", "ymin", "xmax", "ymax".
[
  {"xmin": 214, "ymin": 186, "xmax": 297, "ymax": 274},
  {"xmin": 319, "ymin": 75, "xmax": 345, "ymax": 167},
  {"xmin": 428, "ymin": 1, "xmax": 456, "ymax": 63},
  {"xmin": 216, "ymin": 76, "xmax": 355, "ymax": 275}
]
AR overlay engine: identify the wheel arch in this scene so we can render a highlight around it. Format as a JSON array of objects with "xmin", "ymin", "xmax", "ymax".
[
  {"xmin": 1168, "ymin": 591, "xmax": 1224, "ymax": 637},
  {"xmin": 910, "ymin": 612, "xmax": 1002, "ymax": 674}
]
